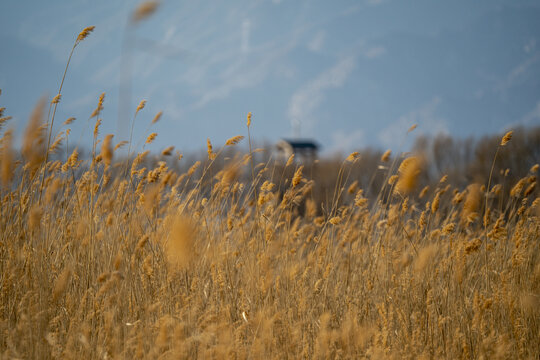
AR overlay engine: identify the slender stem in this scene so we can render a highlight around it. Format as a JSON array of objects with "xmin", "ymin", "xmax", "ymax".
[
  {"xmin": 118, "ymin": 25, "xmax": 133, "ymax": 139},
  {"xmin": 127, "ymin": 113, "xmax": 137, "ymax": 159},
  {"xmin": 39, "ymin": 43, "xmax": 78, "ymax": 202},
  {"xmin": 247, "ymin": 125, "xmax": 261, "ymax": 212},
  {"xmin": 485, "ymin": 146, "xmax": 500, "ymax": 215},
  {"xmin": 483, "ymin": 145, "xmax": 500, "ymax": 290},
  {"xmin": 122, "ymin": 111, "xmax": 138, "ymax": 183}
]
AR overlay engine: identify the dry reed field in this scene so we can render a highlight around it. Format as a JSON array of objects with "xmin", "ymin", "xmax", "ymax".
[{"xmin": 1, "ymin": 20, "xmax": 540, "ymax": 360}]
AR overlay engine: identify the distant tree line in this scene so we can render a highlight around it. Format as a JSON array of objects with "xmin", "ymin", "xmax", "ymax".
[{"xmin": 269, "ymin": 126, "xmax": 539, "ymax": 211}]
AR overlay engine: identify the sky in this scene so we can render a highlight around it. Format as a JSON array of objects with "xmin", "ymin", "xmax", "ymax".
[{"xmin": 1, "ymin": 0, "xmax": 540, "ymax": 156}]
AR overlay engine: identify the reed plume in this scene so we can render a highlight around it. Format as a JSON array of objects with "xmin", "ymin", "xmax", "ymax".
[
  {"xmin": 100, "ymin": 134, "xmax": 114, "ymax": 168},
  {"xmin": 52, "ymin": 267, "xmax": 72, "ymax": 302},
  {"xmin": 462, "ymin": 183, "xmax": 482, "ymax": 223},
  {"xmin": 132, "ymin": 1, "xmax": 160, "ymax": 23},
  {"xmin": 500, "ymin": 130, "xmax": 513, "ymax": 146},
  {"xmin": 166, "ymin": 215, "xmax": 196, "ymax": 270},
  {"xmin": 76, "ymin": 26, "xmax": 95, "ymax": 43},
  {"xmin": 395, "ymin": 156, "xmax": 422, "ymax": 195},
  {"xmin": 0, "ymin": 129, "xmax": 14, "ymax": 186},
  {"xmin": 22, "ymin": 97, "xmax": 47, "ymax": 172},
  {"xmin": 381, "ymin": 149, "xmax": 391, "ymax": 162},
  {"xmin": 151, "ymin": 110, "xmax": 163, "ymax": 124},
  {"xmin": 225, "ymin": 135, "xmax": 244, "ymax": 146}
]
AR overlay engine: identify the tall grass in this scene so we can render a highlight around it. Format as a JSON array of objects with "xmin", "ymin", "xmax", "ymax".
[{"xmin": 0, "ymin": 20, "xmax": 539, "ymax": 360}]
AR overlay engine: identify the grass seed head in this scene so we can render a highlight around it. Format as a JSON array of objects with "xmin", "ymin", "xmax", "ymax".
[
  {"xmin": 63, "ymin": 117, "xmax": 76, "ymax": 125},
  {"xmin": 90, "ymin": 93, "xmax": 105, "ymax": 118},
  {"xmin": 206, "ymin": 138, "xmax": 216, "ymax": 160},
  {"xmin": 431, "ymin": 191, "xmax": 441, "ymax": 213},
  {"xmin": 500, "ymin": 130, "xmax": 513, "ymax": 146},
  {"xmin": 146, "ymin": 133, "xmax": 157, "ymax": 144},
  {"xmin": 0, "ymin": 116, "xmax": 12, "ymax": 132},
  {"xmin": 419, "ymin": 185, "xmax": 429, "ymax": 199},
  {"xmin": 135, "ymin": 99, "xmax": 146, "ymax": 115},
  {"xmin": 162, "ymin": 146, "xmax": 174, "ymax": 156},
  {"xmin": 51, "ymin": 94, "xmax": 61, "ymax": 104},
  {"xmin": 151, "ymin": 110, "xmax": 163, "ymax": 124},
  {"xmin": 292, "ymin": 166, "xmax": 304, "ymax": 188},
  {"xmin": 225, "ymin": 135, "xmax": 244, "ymax": 146},
  {"xmin": 346, "ymin": 152, "xmax": 360, "ymax": 162},
  {"xmin": 381, "ymin": 149, "xmax": 391, "ymax": 162},
  {"xmin": 76, "ymin": 26, "xmax": 95, "ymax": 42},
  {"xmin": 285, "ymin": 154, "xmax": 295, "ymax": 167}
]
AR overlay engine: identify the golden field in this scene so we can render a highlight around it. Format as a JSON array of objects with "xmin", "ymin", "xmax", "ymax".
[{"xmin": 0, "ymin": 23, "xmax": 539, "ymax": 360}]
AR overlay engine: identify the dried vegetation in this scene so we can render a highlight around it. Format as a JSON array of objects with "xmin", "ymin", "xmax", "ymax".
[{"xmin": 0, "ymin": 16, "xmax": 539, "ymax": 360}]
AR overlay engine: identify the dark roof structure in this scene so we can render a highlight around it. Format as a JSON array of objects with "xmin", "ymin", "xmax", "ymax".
[{"xmin": 280, "ymin": 139, "xmax": 319, "ymax": 150}]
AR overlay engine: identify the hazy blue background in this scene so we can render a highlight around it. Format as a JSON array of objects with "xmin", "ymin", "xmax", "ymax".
[{"xmin": 1, "ymin": 0, "xmax": 539, "ymax": 155}]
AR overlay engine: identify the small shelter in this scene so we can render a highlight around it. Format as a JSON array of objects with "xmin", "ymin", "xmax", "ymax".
[{"xmin": 276, "ymin": 139, "xmax": 319, "ymax": 163}]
